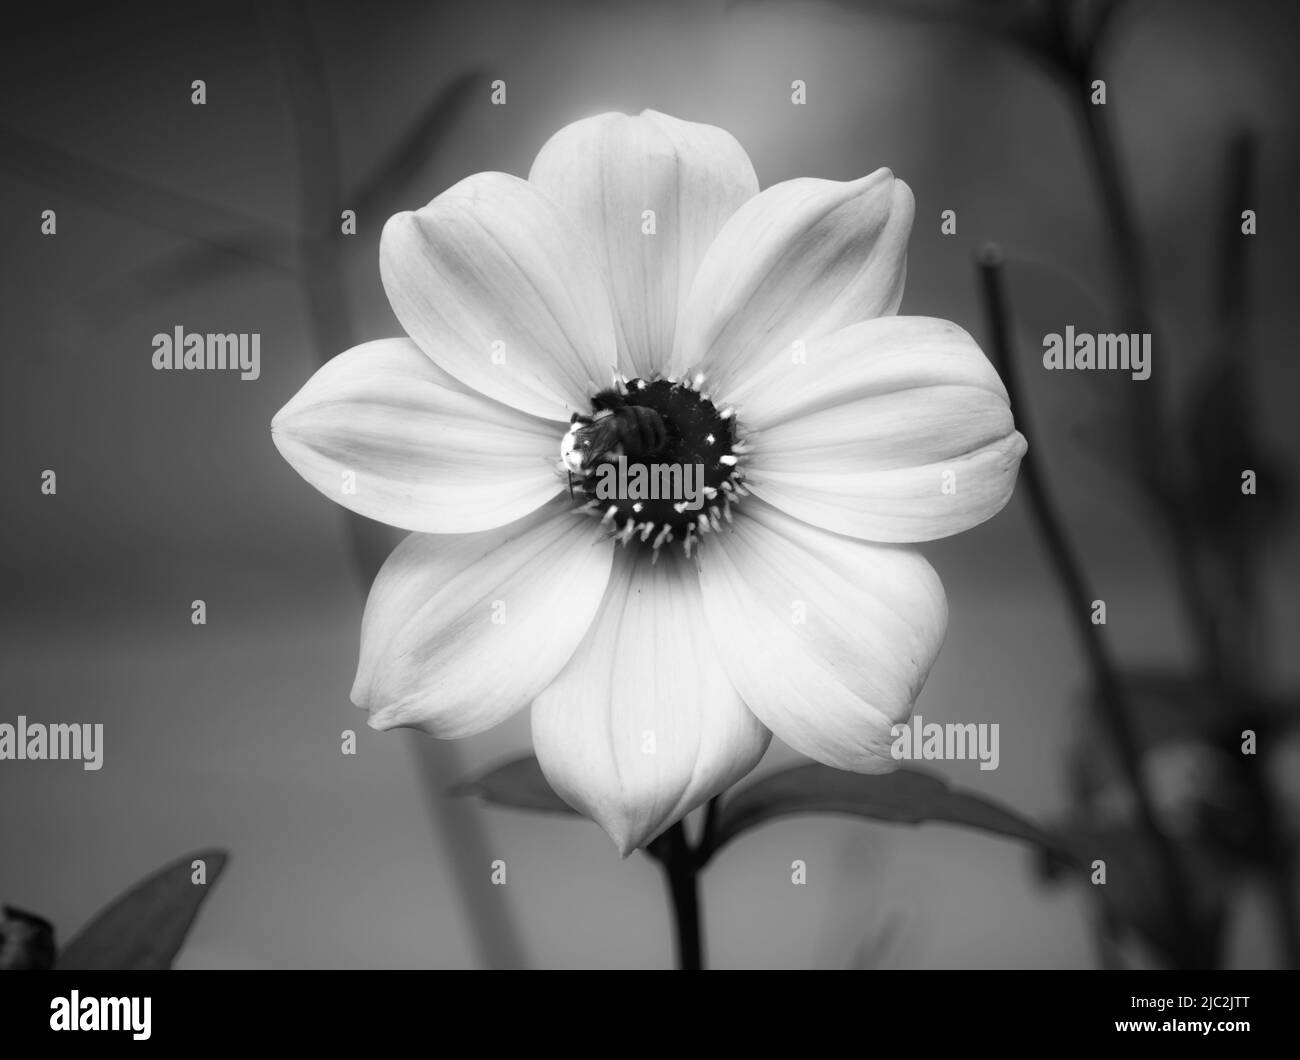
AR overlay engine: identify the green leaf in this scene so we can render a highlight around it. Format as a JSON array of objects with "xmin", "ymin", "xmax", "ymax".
[
  {"xmin": 452, "ymin": 756, "xmax": 579, "ymax": 816},
  {"xmin": 708, "ymin": 763, "xmax": 1072, "ymax": 862},
  {"xmin": 55, "ymin": 849, "xmax": 228, "ymax": 970}
]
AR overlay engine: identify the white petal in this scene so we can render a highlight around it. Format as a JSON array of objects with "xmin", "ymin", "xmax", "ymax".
[
  {"xmin": 668, "ymin": 169, "xmax": 914, "ymax": 403},
  {"xmin": 380, "ymin": 171, "xmax": 618, "ymax": 421},
  {"xmin": 743, "ymin": 317, "xmax": 1028, "ymax": 542},
  {"xmin": 532, "ymin": 549, "xmax": 770, "ymax": 855},
  {"xmin": 353, "ymin": 499, "xmax": 613, "ymax": 738},
  {"xmin": 271, "ymin": 338, "xmax": 563, "ymax": 533},
  {"xmin": 698, "ymin": 500, "xmax": 947, "ymax": 773},
  {"xmin": 529, "ymin": 110, "xmax": 759, "ymax": 379}
]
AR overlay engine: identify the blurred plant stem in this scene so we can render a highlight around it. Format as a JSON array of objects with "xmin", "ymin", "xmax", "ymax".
[
  {"xmin": 935, "ymin": 0, "xmax": 1300, "ymax": 967},
  {"xmin": 262, "ymin": 0, "xmax": 526, "ymax": 970},
  {"xmin": 1055, "ymin": 18, "xmax": 1231, "ymax": 701},
  {"xmin": 977, "ymin": 248, "xmax": 1211, "ymax": 968},
  {"xmin": 1207, "ymin": 131, "xmax": 1300, "ymax": 967},
  {"xmin": 1058, "ymin": 5, "xmax": 1299, "ymax": 963}
]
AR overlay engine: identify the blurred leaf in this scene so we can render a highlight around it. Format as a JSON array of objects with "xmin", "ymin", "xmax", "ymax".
[
  {"xmin": 732, "ymin": 0, "xmax": 1071, "ymax": 80},
  {"xmin": 848, "ymin": 905, "xmax": 909, "ymax": 969},
  {"xmin": 1072, "ymin": 670, "xmax": 1296, "ymax": 791},
  {"xmin": 82, "ymin": 233, "xmax": 298, "ymax": 326},
  {"xmin": 1048, "ymin": 824, "xmax": 1226, "ymax": 967},
  {"xmin": 1213, "ymin": 130, "xmax": 1255, "ymax": 341},
  {"xmin": 0, "ymin": 125, "xmax": 291, "ymax": 258},
  {"xmin": 1081, "ymin": 671, "xmax": 1222, "ymax": 757},
  {"xmin": 4, "ymin": 123, "xmax": 297, "ymax": 344},
  {"xmin": 55, "ymin": 849, "xmax": 228, "ymax": 970},
  {"xmin": 452, "ymin": 755, "xmax": 579, "ymax": 816},
  {"xmin": 1070, "ymin": 671, "xmax": 1298, "ymax": 861},
  {"xmin": 351, "ymin": 70, "xmax": 488, "ymax": 222},
  {"xmin": 1183, "ymin": 357, "xmax": 1288, "ymax": 543},
  {"xmin": 123, "ymin": 231, "xmax": 297, "ymax": 282},
  {"xmin": 1069, "ymin": 672, "xmax": 1224, "ymax": 837},
  {"xmin": 738, "ymin": 0, "xmax": 1047, "ymax": 37},
  {"xmin": 0, "ymin": 906, "xmax": 56, "ymax": 970},
  {"xmin": 1179, "ymin": 129, "xmax": 1288, "ymax": 543},
  {"xmin": 998, "ymin": 252, "xmax": 1153, "ymax": 493},
  {"xmin": 707, "ymin": 763, "xmax": 1072, "ymax": 861}
]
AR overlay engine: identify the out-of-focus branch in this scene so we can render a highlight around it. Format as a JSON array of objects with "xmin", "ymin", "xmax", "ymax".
[
  {"xmin": 261, "ymin": 0, "xmax": 526, "ymax": 971},
  {"xmin": 1047, "ymin": 8, "xmax": 1298, "ymax": 966},
  {"xmin": 977, "ymin": 246, "xmax": 1212, "ymax": 968},
  {"xmin": 1205, "ymin": 130, "xmax": 1300, "ymax": 967},
  {"xmin": 351, "ymin": 69, "xmax": 487, "ymax": 222},
  {"xmin": 1055, "ymin": 17, "xmax": 1242, "ymax": 708},
  {"xmin": 0, "ymin": 125, "xmax": 297, "ymax": 271},
  {"xmin": 1215, "ymin": 130, "xmax": 1255, "ymax": 353}
]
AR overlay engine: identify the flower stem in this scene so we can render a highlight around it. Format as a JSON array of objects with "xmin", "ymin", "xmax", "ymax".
[{"xmin": 648, "ymin": 822, "xmax": 704, "ymax": 970}]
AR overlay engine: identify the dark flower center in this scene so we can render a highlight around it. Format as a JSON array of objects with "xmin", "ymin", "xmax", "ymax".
[{"xmin": 566, "ymin": 377, "xmax": 745, "ymax": 555}]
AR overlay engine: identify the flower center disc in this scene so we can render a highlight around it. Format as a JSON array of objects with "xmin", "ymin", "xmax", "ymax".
[{"xmin": 572, "ymin": 378, "xmax": 741, "ymax": 552}]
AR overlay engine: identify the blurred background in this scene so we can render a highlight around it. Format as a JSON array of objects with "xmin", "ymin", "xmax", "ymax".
[{"xmin": 2, "ymin": 0, "xmax": 1298, "ymax": 968}]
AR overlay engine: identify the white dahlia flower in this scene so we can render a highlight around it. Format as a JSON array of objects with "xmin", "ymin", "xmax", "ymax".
[{"xmin": 272, "ymin": 110, "xmax": 1026, "ymax": 854}]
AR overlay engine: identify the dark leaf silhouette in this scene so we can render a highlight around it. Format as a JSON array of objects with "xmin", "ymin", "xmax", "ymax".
[
  {"xmin": 55, "ymin": 850, "xmax": 228, "ymax": 970},
  {"xmin": 707, "ymin": 763, "xmax": 1072, "ymax": 861},
  {"xmin": 0, "ymin": 906, "xmax": 56, "ymax": 970}
]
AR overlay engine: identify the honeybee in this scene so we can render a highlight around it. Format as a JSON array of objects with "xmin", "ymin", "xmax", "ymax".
[{"xmin": 561, "ymin": 389, "xmax": 668, "ymax": 481}]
